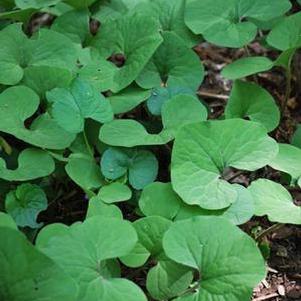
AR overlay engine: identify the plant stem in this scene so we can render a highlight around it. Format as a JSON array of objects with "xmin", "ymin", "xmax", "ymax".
[
  {"xmin": 83, "ymin": 129, "xmax": 94, "ymax": 157},
  {"xmin": 283, "ymin": 65, "xmax": 292, "ymax": 114},
  {"xmin": 256, "ymin": 223, "xmax": 285, "ymax": 241}
]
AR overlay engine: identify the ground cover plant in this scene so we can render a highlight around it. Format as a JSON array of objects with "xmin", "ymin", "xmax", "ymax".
[{"xmin": 0, "ymin": 0, "xmax": 301, "ymax": 300}]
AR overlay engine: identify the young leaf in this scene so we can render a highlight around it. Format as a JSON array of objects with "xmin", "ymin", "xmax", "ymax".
[
  {"xmin": 269, "ymin": 143, "xmax": 301, "ymax": 185},
  {"xmin": 163, "ymin": 216, "xmax": 266, "ymax": 301},
  {"xmin": 249, "ymin": 179, "xmax": 301, "ymax": 224},
  {"xmin": 65, "ymin": 153, "xmax": 104, "ymax": 190},
  {"xmin": 47, "ymin": 78, "xmax": 113, "ymax": 134},
  {"xmin": 101, "ymin": 147, "xmax": 158, "ymax": 189},
  {"xmin": 91, "ymin": 12, "xmax": 163, "ymax": 92},
  {"xmin": 5, "ymin": 183, "xmax": 48, "ymax": 228},
  {"xmin": 98, "ymin": 182, "xmax": 132, "ymax": 204},
  {"xmin": 37, "ymin": 217, "xmax": 146, "ymax": 301},
  {"xmin": 225, "ymin": 80, "xmax": 280, "ymax": 132},
  {"xmin": 0, "ymin": 227, "xmax": 78, "ymax": 301},
  {"xmin": 185, "ymin": 0, "xmax": 291, "ymax": 47},
  {"xmin": 0, "ymin": 86, "xmax": 75, "ymax": 149},
  {"xmin": 221, "ymin": 57, "xmax": 273, "ymax": 80},
  {"xmin": 0, "ymin": 148, "xmax": 55, "ymax": 181},
  {"xmin": 171, "ymin": 119, "xmax": 278, "ymax": 209},
  {"xmin": 139, "ymin": 182, "xmax": 182, "ymax": 219},
  {"xmin": 136, "ymin": 31, "xmax": 204, "ymax": 91}
]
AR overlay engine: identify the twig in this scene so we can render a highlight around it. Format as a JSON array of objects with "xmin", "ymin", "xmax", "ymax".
[
  {"xmin": 256, "ymin": 223, "xmax": 285, "ymax": 241},
  {"xmin": 197, "ymin": 90, "xmax": 229, "ymax": 100},
  {"xmin": 252, "ymin": 293, "xmax": 279, "ymax": 301}
]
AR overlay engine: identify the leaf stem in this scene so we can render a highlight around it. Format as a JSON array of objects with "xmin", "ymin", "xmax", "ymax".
[
  {"xmin": 83, "ymin": 129, "xmax": 94, "ymax": 158},
  {"xmin": 255, "ymin": 223, "xmax": 285, "ymax": 241},
  {"xmin": 283, "ymin": 64, "xmax": 292, "ymax": 114}
]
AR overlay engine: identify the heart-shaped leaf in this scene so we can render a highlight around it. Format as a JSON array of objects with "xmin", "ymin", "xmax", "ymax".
[
  {"xmin": 163, "ymin": 216, "xmax": 266, "ymax": 301},
  {"xmin": 0, "ymin": 148, "xmax": 55, "ymax": 181},
  {"xmin": 100, "ymin": 147, "xmax": 158, "ymax": 189},
  {"xmin": 0, "ymin": 227, "xmax": 78, "ymax": 301},
  {"xmin": 98, "ymin": 182, "xmax": 132, "ymax": 204},
  {"xmin": 5, "ymin": 183, "xmax": 48, "ymax": 228},
  {"xmin": 249, "ymin": 179, "xmax": 301, "ymax": 224},
  {"xmin": 136, "ymin": 31, "xmax": 204, "ymax": 91},
  {"xmin": 225, "ymin": 81, "xmax": 280, "ymax": 131},
  {"xmin": 36, "ymin": 217, "xmax": 146, "ymax": 301},
  {"xmin": 47, "ymin": 78, "xmax": 113, "ymax": 134},
  {"xmin": 185, "ymin": 0, "xmax": 291, "ymax": 47},
  {"xmin": 91, "ymin": 12, "xmax": 163, "ymax": 92},
  {"xmin": 171, "ymin": 119, "xmax": 278, "ymax": 209},
  {"xmin": 0, "ymin": 86, "xmax": 75, "ymax": 149}
]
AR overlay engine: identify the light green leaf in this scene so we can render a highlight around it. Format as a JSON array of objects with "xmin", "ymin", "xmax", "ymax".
[
  {"xmin": 269, "ymin": 143, "xmax": 301, "ymax": 185},
  {"xmin": 136, "ymin": 31, "xmax": 203, "ymax": 91},
  {"xmin": 5, "ymin": 184, "xmax": 47, "ymax": 228},
  {"xmin": 0, "ymin": 227, "xmax": 78, "ymax": 301},
  {"xmin": 47, "ymin": 78, "xmax": 113, "ymax": 134},
  {"xmin": 120, "ymin": 243, "xmax": 150, "ymax": 268},
  {"xmin": 225, "ymin": 81, "xmax": 280, "ymax": 131},
  {"xmin": 15, "ymin": 0, "xmax": 61, "ymax": 9},
  {"xmin": 147, "ymin": 260, "xmax": 193, "ymax": 301},
  {"xmin": 249, "ymin": 179, "xmax": 301, "ymax": 224},
  {"xmin": 65, "ymin": 153, "xmax": 104, "ymax": 190},
  {"xmin": 86, "ymin": 196, "xmax": 123, "ymax": 219},
  {"xmin": 109, "ymin": 85, "xmax": 151, "ymax": 114},
  {"xmin": 51, "ymin": 9, "xmax": 90, "ymax": 43},
  {"xmin": 0, "ymin": 212, "xmax": 17, "ymax": 230},
  {"xmin": 221, "ymin": 57, "xmax": 273, "ymax": 80},
  {"xmin": 0, "ymin": 148, "xmax": 55, "ymax": 181},
  {"xmin": 101, "ymin": 147, "xmax": 158, "ymax": 189},
  {"xmin": 91, "ymin": 12, "xmax": 163, "ymax": 92},
  {"xmin": 163, "ymin": 217, "xmax": 266, "ymax": 301},
  {"xmin": 0, "ymin": 86, "xmax": 75, "ymax": 150},
  {"xmin": 185, "ymin": 0, "xmax": 291, "ymax": 47},
  {"xmin": 37, "ymin": 217, "xmax": 146, "ymax": 301},
  {"xmin": 267, "ymin": 12, "xmax": 301, "ymax": 51},
  {"xmin": 64, "ymin": 0, "xmax": 98, "ymax": 9},
  {"xmin": 98, "ymin": 182, "xmax": 132, "ymax": 204},
  {"xmin": 139, "ymin": 182, "xmax": 182, "ymax": 219},
  {"xmin": 171, "ymin": 119, "xmax": 278, "ymax": 209}
]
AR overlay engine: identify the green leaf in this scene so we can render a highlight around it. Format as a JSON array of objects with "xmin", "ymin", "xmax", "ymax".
[
  {"xmin": 221, "ymin": 57, "xmax": 273, "ymax": 80},
  {"xmin": 175, "ymin": 184, "xmax": 254, "ymax": 226},
  {"xmin": 64, "ymin": 0, "xmax": 98, "ymax": 9},
  {"xmin": 225, "ymin": 81, "xmax": 280, "ymax": 132},
  {"xmin": 51, "ymin": 9, "xmax": 90, "ymax": 43},
  {"xmin": 292, "ymin": 124, "xmax": 301, "ymax": 148},
  {"xmin": 163, "ymin": 216, "xmax": 266, "ymax": 301},
  {"xmin": 91, "ymin": 12, "xmax": 163, "ymax": 92},
  {"xmin": 146, "ymin": 260, "xmax": 193, "ymax": 300},
  {"xmin": 0, "ymin": 212, "xmax": 17, "ymax": 230},
  {"xmin": 249, "ymin": 179, "xmax": 301, "ymax": 224},
  {"xmin": 65, "ymin": 153, "xmax": 104, "ymax": 190},
  {"xmin": 267, "ymin": 12, "xmax": 301, "ymax": 51},
  {"xmin": 15, "ymin": 0, "xmax": 61, "ymax": 9},
  {"xmin": 120, "ymin": 243, "xmax": 150, "ymax": 268},
  {"xmin": 171, "ymin": 119, "xmax": 278, "ymax": 209},
  {"xmin": 109, "ymin": 85, "xmax": 151, "ymax": 114},
  {"xmin": 185, "ymin": 0, "xmax": 291, "ymax": 47},
  {"xmin": 0, "ymin": 86, "xmax": 76, "ymax": 149},
  {"xmin": 0, "ymin": 148, "xmax": 55, "ymax": 181},
  {"xmin": 100, "ymin": 94, "xmax": 207, "ymax": 147},
  {"xmin": 47, "ymin": 78, "xmax": 113, "ymax": 134},
  {"xmin": 5, "ymin": 184, "xmax": 47, "ymax": 228},
  {"xmin": 98, "ymin": 182, "xmax": 132, "ymax": 204},
  {"xmin": 136, "ymin": 31, "xmax": 204, "ymax": 91},
  {"xmin": 86, "ymin": 196, "xmax": 123, "ymax": 219},
  {"xmin": 37, "ymin": 217, "xmax": 146, "ymax": 301},
  {"xmin": 139, "ymin": 182, "xmax": 182, "ymax": 219},
  {"xmin": 101, "ymin": 147, "xmax": 158, "ymax": 189},
  {"xmin": 0, "ymin": 227, "xmax": 78, "ymax": 301},
  {"xmin": 269, "ymin": 143, "xmax": 301, "ymax": 185}
]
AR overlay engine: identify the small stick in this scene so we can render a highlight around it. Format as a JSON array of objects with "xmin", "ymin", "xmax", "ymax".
[
  {"xmin": 197, "ymin": 90, "xmax": 229, "ymax": 100},
  {"xmin": 256, "ymin": 223, "xmax": 285, "ymax": 241},
  {"xmin": 252, "ymin": 293, "xmax": 279, "ymax": 301}
]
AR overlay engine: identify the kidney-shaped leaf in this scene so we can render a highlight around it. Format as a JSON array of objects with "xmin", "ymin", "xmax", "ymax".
[
  {"xmin": 0, "ymin": 148, "xmax": 55, "ymax": 181},
  {"xmin": 0, "ymin": 86, "xmax": 75, "ymax": 149},
  {"xmin": 0, "ymin": 227, "xmax": 78, "ymax": 301},
  {"xmin": 249, "ymin": 179, "xmax": 301, "ymax": 224},
  {"xmin": 37, "ymin": 217, "xmax": 146, "ymax": 301},
  {"xmin": 163, "ymin": 216, "xmax": 266, "ymax": 301},
  {"xmin": 171, "ymin": 119, "xmax": 278, "ymax": 209},
  {"xmin": 5, "ymin": 183, "xmax": 47, "ymax": 228},
  {"xmin": 225, "ymin": 81, "xmax": 280, "ymax": 132}
]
